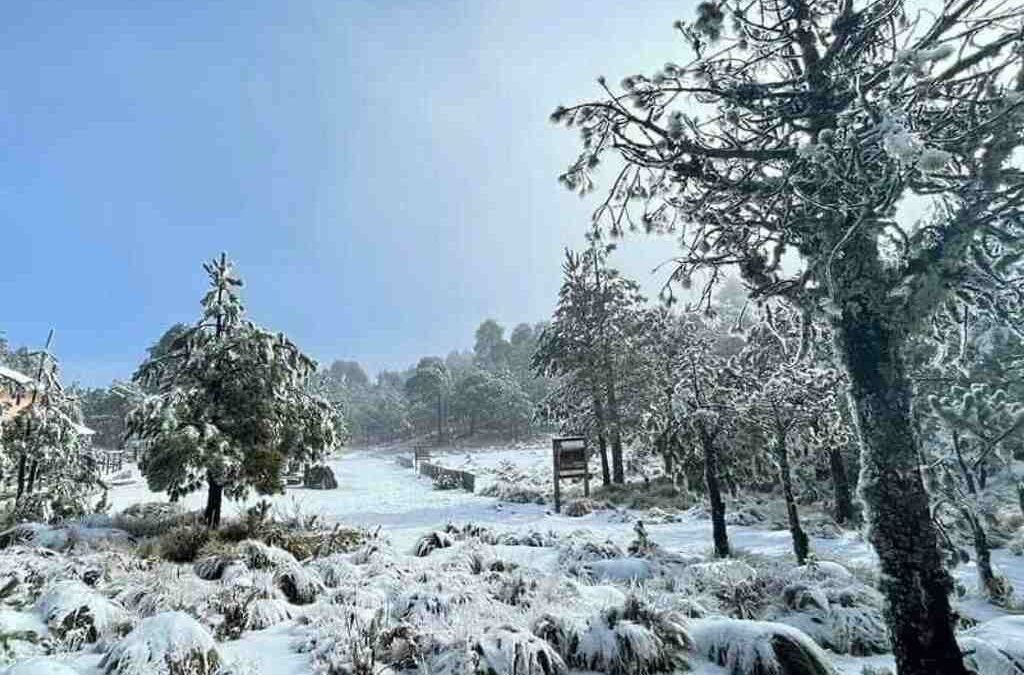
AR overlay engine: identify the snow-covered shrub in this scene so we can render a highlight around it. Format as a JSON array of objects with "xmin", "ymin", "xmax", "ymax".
[
  {"xmin": 113, "ymin": 503, "xmax": 187, "ymax": 538},
  {"xmin": 193, "ymin": 552, "xmax": 240, "ymax": 582},
  {"xmin": 433, "ymin": 472, "xmax": 462, "ymax": 491},
  {"xmin": 778, "ymin": 605, "xmax": 889, "ymax": 656},
  {"xmin": 445, "ymin": 522, "xmax": 498, "ymax": 544},
  {"xmin": 726, "ymin": 506, "xmax": 767, "ymax": 527},
  {"xmin": 489, "ymin": 574, "xmax": 537, "ymax": 607},
  {"xmin": 158, "ymin": 525, "xmax": 210, "ymax": 563},
  {"xmin": 531, "ymin": 614, "xmax": 584, "ymax": 663},
  {"xmin": 108, "ymin": 566, "xmax": 212, "ymax": 619},
  {"xmin": 626, "ymin": 521, "xmax": 659, "ymax": 557},
  {"xmin": 563, "ymin": 499, "xmax": 594, "ymax": 517},
  {"xmin": 681, "ymin": 560, "xmax": 759, "ymax": 589},
  {"xmin": 782, "ymin": 584, "xmax": 829, "ymax": 613},
  {"xmin": 807, "ymin": 521, "xmax": 843, "ymax": 540},
  {"xmin": 298, "ymin": 606, "xmax": 385, "ymax": 675},
  {"xmin": 471, "ymin": 625, "xmax": 567, "ymax": 675},
  {"xmin": 34, "ymin": 580, "xmax": 131, "ymax": 648},
  {"xmin": 574, "ymin": 597, "xmax": 692, "ymax": 675},
  {"xmin": 212, "ymin": 572, "xmax": 291, "ymax": 638},
  {"xmin": 495, "ymin": 530, "xmax": 557, "ymax": 548},
  {"xmin": 276, "ymin": 563, "xmax": 323, "ymax": 605},
  {"xmin": 558, "ymin": 537, "xmax": 624, "ymax": 567},
  {"xmin": 414, "ymin": 531, "xmax": 454, "ymax": 557},
  {"xmin": 236, "ymin": 539, "xmax": 297, "ymax": 570},
  {"xmin": 689, "ymin": 619, "xmax": 835, "ymax": 675},
  {"xmin": 100, "ymin": 611, "xmax": 221, "ymax": 675},
  {"xmin": 478, "ymin": 482, "xmax": 546, "ymax": 505},
  {"xmin": 309, "ymin": 555, "xmax": 359, "ymax": 588},
  {"xmin": 960, "ymin": 616, "xmax": 1024, "ymax": 675},
  {"xmin": 374, "ymin": 622, "xmax": 422, "ymax": 669},
  {"xmin": 859, "ymin": 667, "xmax": 893, "ymax": 675}
]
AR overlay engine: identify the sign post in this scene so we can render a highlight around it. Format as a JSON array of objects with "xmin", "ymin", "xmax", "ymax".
[
  {"xmin": 552, "ymin": 436, "xmax": 589, "ymax": 513},
  {"xmin": 413, "ymin": 444, "xmax": 432, "ymax": 471}
]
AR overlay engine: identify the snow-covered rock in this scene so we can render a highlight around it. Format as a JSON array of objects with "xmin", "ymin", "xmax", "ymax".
[{"xmin": 100, "ymin": 611, "xmax": 221, "ymax": 675}]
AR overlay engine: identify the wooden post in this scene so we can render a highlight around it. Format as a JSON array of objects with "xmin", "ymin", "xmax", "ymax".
[{"xmin": 553, "ymin": 440, "xmax": 561, "ymax": 513}]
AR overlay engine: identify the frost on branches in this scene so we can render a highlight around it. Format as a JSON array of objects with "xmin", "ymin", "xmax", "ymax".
[
  {"xmin": 126, "ymin": 253, "xmax": 340, "ymax": 527},
  {"xmin": 553, "ymin": 0, "xmax": 1024, "ymax": 671}
]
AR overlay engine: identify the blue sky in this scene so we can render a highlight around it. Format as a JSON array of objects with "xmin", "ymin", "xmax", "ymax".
[{"xmin": 1, "ymin": 1, "xmax": 692, "ymax": 385}]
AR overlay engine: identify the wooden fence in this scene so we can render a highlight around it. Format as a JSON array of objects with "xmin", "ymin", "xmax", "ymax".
[
  {"xmin": 395, "ymin": 456, "xmax": 414, "ymax": 469},
  {"xmin": 418, "ymin": 461, "xmax": 475, "ymax": 492}
]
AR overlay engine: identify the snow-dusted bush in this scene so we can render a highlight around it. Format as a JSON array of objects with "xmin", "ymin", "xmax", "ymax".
[
  {"xmin": 374, "ymin": 622, "xmax": 422, "ymax": 668},
  {"xmin": 113, "ymin": 502, "xmax": 188, "ymax": 538},
  {"xmin": 574, "ymin": 597, "xmax": 692, "ymax": 675},
  {"xmin": 558, "ymin": 537, "xmax": 624, "ymax": 566},
  {"xmin": 689, "ymin": 619, "xmax": 835, "ymax": 675},
  {"xmin": 445, "ymin": 522, "xmax": 499, "ymax": 544},
  {"xmin": 414, "ymin": 531, "xmax": 454, "ymax": 557},
  {"xmin": 108, "ymin": 566, "xmax": 212, "ymax": 619},
  {"xmin": 682, "ymin": 560, "xmax": 759, "ymax": 589},
  {"xmin": 494, "ymin": 530, "xmax": 558, "ymax": 548},
  {"xmin": 236, "ymin": 539, "xmax": 297, "ymax": 570},
  {"xmin": 489, "ymin": 574, "xmax": 537, "ymax": 607},
  {"xmin": 472, "ymin": 625, "xmax": 567, "ymax": 675},
  {"xmin": 960, "ymin": 616, "xmax": 1024, "ymax": 675},
  {"xmin": 778, "ymin": 605, "xmax": 889, "ymax": 656},
  {"xmin": 726, "ymin": 506, "xmax": 767, "ymax": 527},
  {"xmin": 478, "ymin": 482, "xmax": 546, "ymax": 505},
  {"xmin": 193, "ymin": 551, "xmax": 240, "ymax": 581},
  {"xmin": 563, "ymin": 499, "xmax": 594, "ymax": 517},
  {"xmin": 276, "ymin": 563, "xmax": 323, "ymax": 605},
  {"xmin": 212, "ymin": 572, "xmax": 291, "ymax": 638},
  {"xmin": 158, "ymin": 526, "xmax": 210, "ymax": 564},
  {"xmin": 34, "ymin": 580, "xmax": 131, "ymax": 648},
  {"xmin": 309, "ymin": 554, "xmax": 359, "ymax": 588},
  {"xmin": 100, "ymin": 611, "xmax": 221, "ymax": 675}
]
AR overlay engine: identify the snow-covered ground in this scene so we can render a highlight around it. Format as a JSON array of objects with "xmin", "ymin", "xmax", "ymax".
[{"xmin": 4, "ymin": 448, "xmax": 1021, "ymax": 675}]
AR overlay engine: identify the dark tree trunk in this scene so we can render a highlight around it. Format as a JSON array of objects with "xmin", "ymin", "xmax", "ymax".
[
  {"xmin": 776, "ymin": 430, "xmax": 809, "ymax": 565},
  {"xmin": 1018, "ymin": 481, "xmax": 1024, "ymax": 519},
  {"xmin": 836, "ymin": 311, "xmax": 968, "ymax": 675},
  {"xmin": 26, "ymin": 461, "xmax": 39, "ymax": 495},
  {"xmin": 660, "ymin": 435, "xmax": 674, "ymax": 475},
  {"xmin": 593, "ymin": 394, "xmax": 611, "ymax": 486},
  {"xmin": 701, "ymin": 427, "xmax": 729, "ymax": 557},
  {"xmin": 204, "ymin": 478, "xmax": 224, "ymax": 529},
  {"xmin": 829, "ymin": 446, "xmax": 856, "ymax": 524},
  {"xmin": 15, "ymin": 456, "xmax": 27, "ymax": 500}
]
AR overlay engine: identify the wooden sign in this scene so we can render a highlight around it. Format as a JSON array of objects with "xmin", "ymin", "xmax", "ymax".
[
  {"xmin": 413, "ymin": 445, "xmax": 432, "ymax": 470},
  {"xmin": 552, "ymin": 436, "xmax": 590, "ymax": 513}
]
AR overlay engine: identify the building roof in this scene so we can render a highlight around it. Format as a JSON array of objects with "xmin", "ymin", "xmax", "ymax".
[{"xmin": 0, "ymin": 365, "xmax": 34, "ymax": 387}]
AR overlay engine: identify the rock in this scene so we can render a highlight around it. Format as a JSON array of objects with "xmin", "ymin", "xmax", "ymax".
[{"xmin": 303, "ymin": 464, "xmax": 338, "ymax": 490}]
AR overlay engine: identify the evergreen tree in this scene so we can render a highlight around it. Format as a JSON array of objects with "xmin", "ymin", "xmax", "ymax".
[
  {"xmin": 534, "ymin": 245, "xmax": 645, "ymax": 484},
  {"xmin": 127, "ymin": 253, "xmax": 338, "ymax": 527},
  {"xmin": 405, "ymin": 357, "xmax": 452, "ymax": 442}
]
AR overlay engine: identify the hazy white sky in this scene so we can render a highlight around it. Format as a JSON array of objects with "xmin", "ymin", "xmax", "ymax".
[{"xmin": 1, "ymin": 1, "xmax": 697, "ymax": 384}]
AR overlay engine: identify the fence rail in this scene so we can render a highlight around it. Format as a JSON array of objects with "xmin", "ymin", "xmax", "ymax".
[{"xmin": 417, "ymin": 461, "xmax": 475, "ymax": 492}]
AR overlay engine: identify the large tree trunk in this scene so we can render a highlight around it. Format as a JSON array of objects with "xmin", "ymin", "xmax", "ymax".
[
  {"xmin": 776, "ymin": 430, "xmax": 809, "ymax": 565},
  {"xmin": 604, "ymin": 373, "xmax": 625, "ymax": 484},
  {"xmin": 962, "ymin": 509, "xmax": 1002, "ymax": 603},
  {"xmin": 835, "ymin": 311, "xmax": 968, "ymax": 675},
  {"xmin": 700, "ymin": 427, "xmax": 729, "ymax": 557},
  {"xmin": 204, "ymin": 477, "xmax": 224, "ymax": 529},
  {"xmin": 828, "ymin": 446, "xmax": 856, "ymax": 524}
]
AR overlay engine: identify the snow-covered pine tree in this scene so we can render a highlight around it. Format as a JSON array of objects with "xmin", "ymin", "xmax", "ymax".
[
  {"xmin": 553, "ymin": 0, "xmax": 1023, "ymax": 670},
  {"xmin": 533, "ymin": 244, "xmax": 645, "ymax": 485},
  {"xmin": 127, "ymin": 253, "xmax": 339, "ymax": 528},
  {"xmin": 1, "ymin": 345, "xmax": 95, "ymax": 518}
]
